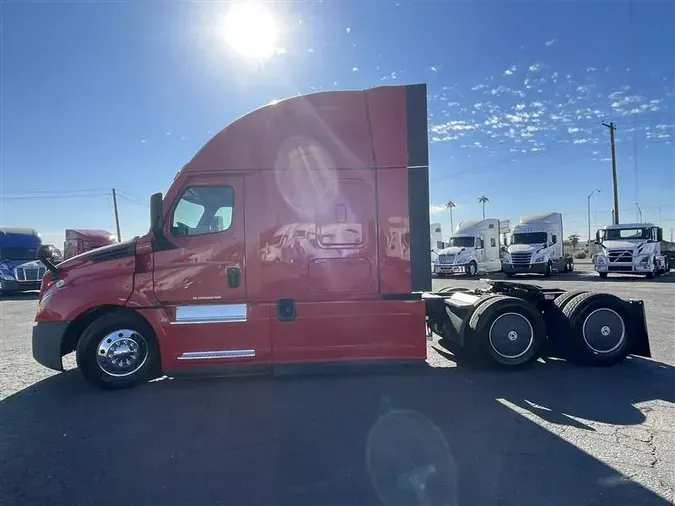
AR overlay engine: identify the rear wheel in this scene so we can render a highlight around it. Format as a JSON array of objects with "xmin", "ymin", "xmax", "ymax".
[
  {"xmin": 598, "ymin": 272, "xmax": 608, "ymax": 278},
  {"xmin": 467, "ymin": 296, "xmax": 546, "ymax": 369},
  {"xmin": 76, "ymin": 311, "xmax": 159, "ymax": 389},
  {"xmin": 562, "ymin": 292, "xmax": 632, "ymax": 366}
]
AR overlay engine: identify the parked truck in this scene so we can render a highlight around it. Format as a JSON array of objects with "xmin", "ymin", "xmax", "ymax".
[
  {"xmin": 0, "ymin": 228, "xmax": 45, "ymax": 294},
  {"xmin": 32, "ymin": 84, "xmax": 652, "ymax": 389},
  {"xmin": 593, "ymin": 223, "xmax": 669, "ymax": 279},
  {"xmin": 64, "ymin": 229, "xmax": 116, "ymax": 260},
  {"xmin": 433, "ymin": 219, "xmax": 502, "ymax": 277},
  {"xmin": 502, "ymin": 212, "xmax": 574, "ymax": 277},
  {"xmin": 430, "ymin": 222, "xmax": 444, "ymax": 269}
]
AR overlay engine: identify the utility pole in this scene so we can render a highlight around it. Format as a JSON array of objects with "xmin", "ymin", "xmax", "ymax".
[
  {"xmin": 111, "ymin": 188, "xmax": 122, "ymax": 242},
  {"xmin": 587, "ymin": 189, "xmax": 601, "ymax": 248},
  {"xmin": 602, "ymin": 122, "xmax": 620, "ymax": 224}
]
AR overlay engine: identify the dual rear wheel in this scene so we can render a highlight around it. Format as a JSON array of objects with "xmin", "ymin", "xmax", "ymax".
[{"xmin": 459, "ymin": 291, "xmax": 633, "ymax": 369}]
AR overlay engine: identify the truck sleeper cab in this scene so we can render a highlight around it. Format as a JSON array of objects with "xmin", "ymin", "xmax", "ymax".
[
  {"xmin": 32, "ymin": 84, "xmax": 652, "ymax": 389},
  {"xmin": 32, "ymin": 84, "xmax": 432, "ymax": 389},
  {"xmin": 434, "ymin": 219, "xmax": 502, "ymax": 277},
  {"xmin": 502, "ymin": 212, "xmax": 573, "ymax": 277}
]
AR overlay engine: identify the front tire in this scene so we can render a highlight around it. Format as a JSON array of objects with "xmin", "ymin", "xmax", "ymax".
[
  {"xmin": 544, "ymin": 261, "xmax": 552, "ymax": 277},
  {"xmin": 598, "ymin": 272, "xmax": 608, "ymax": 278},
  {"xmin": 76, "ymin": 311, "xmax": 159, "ymax": 390},
  {"xmin": 467, "ymin": 261, "xmax": 478, "ymax": 277}
]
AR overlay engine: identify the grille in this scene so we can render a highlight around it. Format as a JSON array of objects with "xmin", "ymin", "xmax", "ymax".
[
  {"xmin": 608, "ymin": 265, "xmax": 633, "ymax": 272},
  {"xmin": 511, "ymin": 252, "xmax": 532, "ymax": 264},
  {"xmin": 608, "ymin": 250, "xmax": 633, "ymax": 263},
  {"xmin": 16, "ymin": 266, "xmax": 46, "ymax": 281},
  {"xmin": 438, "ymin": 254, "xmax": 455, "ymax": 264}
]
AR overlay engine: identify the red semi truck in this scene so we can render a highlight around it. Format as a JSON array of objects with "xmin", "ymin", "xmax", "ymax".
[
  {"xmin": 63, "ymin": 229, "xmax": 116, "ymax": 259},
  {"xmin": 32, "ymin": 84, "xmax": 651, "ymax": 389}
]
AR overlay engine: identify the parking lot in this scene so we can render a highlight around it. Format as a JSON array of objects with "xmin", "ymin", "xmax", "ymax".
[{"xmin": 1, "ymin": 263, "xmax": 674, "ymax": 506}]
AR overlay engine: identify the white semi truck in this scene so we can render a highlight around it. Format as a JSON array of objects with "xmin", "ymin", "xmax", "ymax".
[
  {"xmin": 594, "ymin": 222, "xmax": 670, "ymax": 279},
  {"xmin": 502, "ymin": 212, "xmax": 573, "ymax": 277},
  {"xmin": 433, "ymin": 219, "xmax": 502, "ymax": 277},
  {"xmin": 430, "ymin": 222, "xmax": 444, "ymax": 269}
]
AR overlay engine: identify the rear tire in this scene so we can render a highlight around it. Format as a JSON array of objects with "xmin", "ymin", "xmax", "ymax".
[
  {"xmin": 76, "ymin": 311, "xmax": 159, "ymax": 390},
  {"xmin": 562, "ymin": 292, "xmax": 632, "ymax": 366},
  {"xmin": 467, "ymin": 296, "xmax": 546, "ymax": 369},
  {"xmin": 599, "ymin": 272, "xmax": 608, "ymax": 278}
]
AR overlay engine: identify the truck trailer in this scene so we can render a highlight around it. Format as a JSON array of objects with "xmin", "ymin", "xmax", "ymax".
[
  {"xmin": 64, "ymin": 229, "xmax": 117, "ymax": 260},
  {"xmin": 502, "ymin": 212, "xmax": 574, "ymax": 277},
  {"xmin": 593, "ymin": 223, "xmax": 669, "ymax": 279},
  {"xmin": 433, "ymin": 219, "xmax": 502, "ymax": 277},
  {"xmin": 32, "ymin": 84, "xmax": 651, "ymax": 389}
]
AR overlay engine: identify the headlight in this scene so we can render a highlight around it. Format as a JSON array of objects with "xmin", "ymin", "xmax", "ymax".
[
  {"xmin": 0, "ymin": 270, "xmax": 14, "ymax": 281},
  {"xmin": 502, "ymin": 254, "xmax": 511, "ymax": 263},
  {"xmin": 534, "ymin": 254, "xmax": 546, "ymax": 263},
  {"xmin": 37, "ymin": 279, "xmax": 64, "ymax": 311},
  {"xmin": 639, "ymin": 255, "xmax": 651, "ymax": 264},
  {"xmin": 456, "ymin": 255, "xmax": 470, "ymax": 263},
  {"xmin": 595, "ymin": 255, "xmax": 606, "ymax": 264}
]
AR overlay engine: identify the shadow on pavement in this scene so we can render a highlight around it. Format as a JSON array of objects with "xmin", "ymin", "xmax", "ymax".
[
  {"xmin": 0, "ymin": 291, "xmax": 39, "ymax": 302},
  {"xmin": 573, "ymin": 272, "xmax": 674, "ymax": 283},
  {"xmin": 1, "ymin": 358, "xmax": 673, "ymax": 506}
]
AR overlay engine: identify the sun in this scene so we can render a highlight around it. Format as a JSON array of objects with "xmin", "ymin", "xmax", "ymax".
[{"xmin": 223, "ymin": 2, "xmax": 280, "ymax": 59}]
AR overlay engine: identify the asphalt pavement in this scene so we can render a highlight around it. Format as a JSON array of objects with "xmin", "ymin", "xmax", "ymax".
[{"xmin": 0, "ymin": 264, "xmax": 674, "ymax": 506}]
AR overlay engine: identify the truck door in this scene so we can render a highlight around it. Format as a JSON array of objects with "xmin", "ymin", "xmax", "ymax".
[{"xmin": 153, "ymin": 176, "xmax": 272, "ymax": 372}]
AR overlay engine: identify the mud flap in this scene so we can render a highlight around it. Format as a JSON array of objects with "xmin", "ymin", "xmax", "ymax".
[{"xmin": 625, "ymin": 299, "xmax": 652, "ymax": 358}]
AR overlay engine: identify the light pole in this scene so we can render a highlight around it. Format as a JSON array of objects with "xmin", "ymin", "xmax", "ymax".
[
  {"xmin": 587, "ymin": 189, "xmax": 601, "ymax": 249},
  {"xmin": 635, "ymin": 202, "xmax": 643, "ymax": 222}
]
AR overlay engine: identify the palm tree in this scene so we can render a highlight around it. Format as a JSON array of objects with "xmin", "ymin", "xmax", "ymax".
[
  {"xmin": 445, "ymin": 200, "xmax": 456, "ymax": 233},
  {"xmin": 478, "ymin": 195, "xmax": 489, "ymax": 219},
  {"xmin": 568, "ymin": 234, "xmax": 580, "ymax": 250}
]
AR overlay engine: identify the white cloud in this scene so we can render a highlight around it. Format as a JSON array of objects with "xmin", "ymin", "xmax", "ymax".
[
  {"xmin": 431, "ymin": 66, "xmax": 438, "ymax": 72},
  {"xmin": 529, "ymin": 63, "xmax": 542, "ymax": 72},
  {"xmin": 568, "ymin": 127, "xmax": 579, "ymax": 133},
  {"xmin": 430, "ymin": 204, "xmax": 446, "ymax": 215},
  {"xmin": 391, "ymin": 72, "xmax": 397, "ymax": 79},
  {"xmin": 165, "ymin": 132, "xmax": 171, "ymax": 136},
  {"xmin": 352, "ymin": 67, "xmax": 359, "ymax": 72},
  {"xmin": 586, "ymin": 67, "xmax": 596, "ymax": 72},
  {"xmin": 471, "ymin": 84, "xmax": 487, "ymax": 91},
  {"xmin": 140, "ymin": 140, "xmax": 146, "ymax": 143},
  {"xmin": 545, "ymin": 39, "xmax": 557, "ymax": 47},
  {"xmin": 503, "ymin": 65, "xmax": 517, "ymax": 76},
  {"xmin": 573, "ymin": 138, "xmax": 590, "ymax": 144},
  {"xmin": 345, "ymin": 27, "xmax": 351, "ymax": 33}
]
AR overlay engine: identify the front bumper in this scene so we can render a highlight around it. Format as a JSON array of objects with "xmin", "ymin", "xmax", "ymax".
[
  {"xmin": 594, "ymin": 262, "xmax": 651, "ymax": 273},
  {"xmin": 434, "ymin": 264, "xmax": 468, "ymax": 275},
  {"xmin": 502, "ymin": 262, "xmax": 548, "ymax": 274},
  {"xmin": 0, "ymin": 279, "xmax": 41, "ymax": 293},
  {"xmin": 32, "ymin": 321, "xmax": 70, "ymax": 371}
]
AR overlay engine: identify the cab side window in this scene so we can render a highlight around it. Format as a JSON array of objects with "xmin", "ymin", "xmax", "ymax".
[{"xmin": 171, "ymin": 186, "xmax": 234, "ymax": 237}]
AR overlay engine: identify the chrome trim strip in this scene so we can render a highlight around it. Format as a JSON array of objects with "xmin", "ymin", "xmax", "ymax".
[
  {"xmin": 173, "ymin": 304, "xmax": 247, "ymax": 324},
  {"xmin": 177, "ymin": 349, "xmax": 256, "ymax": 360}
]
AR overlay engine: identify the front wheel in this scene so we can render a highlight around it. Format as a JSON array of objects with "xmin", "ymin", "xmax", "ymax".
[
  {"xmin": 544, "ymin": 261, "xmax": 552, "ymax": 277},
  {"xmin": 598, "ymin": 272, "xmax": 608, "ymax": 278},
  {"xmin": 76, "ymin": 311, "xmax": 159, "ymax": 390},
  {"xmin": 467, "ymin": 261, "xmax": 478, "ymax": 277}
]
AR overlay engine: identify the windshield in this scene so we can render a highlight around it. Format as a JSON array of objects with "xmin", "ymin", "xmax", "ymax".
[
  {"xmin": 0, "ymin": 247, "xmax": 38, "ymax": 261},
  {"xmin": 602, "ymin": 228, "xmax": 649, "ymax": 241},
  {"xmin": 511, "ymin": 232, "xmax": 548, "ymax": 245},
  {"xmin": 448, "ymin": 236, "xmax": 475, "ymax": 248}
]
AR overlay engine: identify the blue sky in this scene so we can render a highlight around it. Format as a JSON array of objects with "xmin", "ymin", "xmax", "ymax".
[{"xmin": 2, "ymin": 0, "xmax": 673, "ymax": 247}]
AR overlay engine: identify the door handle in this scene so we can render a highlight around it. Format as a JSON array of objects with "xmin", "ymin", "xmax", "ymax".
[{"xmin": 227, "ymin": 267, "xmax": 241, "ymax": 288}]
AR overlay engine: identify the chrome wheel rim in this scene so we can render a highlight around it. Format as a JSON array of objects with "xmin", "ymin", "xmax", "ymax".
[
  {"xmin": 488, "ymin": 312, "xmax": 534, "ymax": 359},
  {"xmin": 582, "ymin": 308, "xmax": 625, "ymax": 354},
  {"xmin": 96, "ymin": 329, "xmax": 148, "ymax": 377}
]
